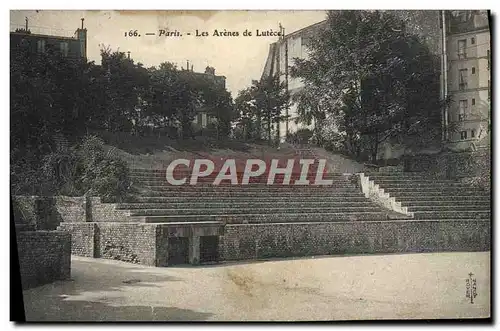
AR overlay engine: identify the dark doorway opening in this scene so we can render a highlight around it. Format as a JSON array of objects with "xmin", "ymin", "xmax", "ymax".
[
  {"xmin": 200, "ymin": 236, "xmax": 219, "ymax": 264},
  {"xmin": 168, "ymin": 237, "xmax": 189, "ymax": 265}
]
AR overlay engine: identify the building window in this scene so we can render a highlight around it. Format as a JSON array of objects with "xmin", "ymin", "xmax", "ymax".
[
  {"xmin": 471, "ymin": 67, "xmax": 476, "ymax": 74},
  {"xmin": 458, "ymin": 69, "xmax": 468, "ymax": 90},
  {"xmin": 60, "ymin": 42, "xmax": 69, "ymax": 57},
  {"xmin": 471, "ymin": 129, "xmax": 476, "ymax": 138},
  {"xmin": 472, "ymin": 98, "xmax": 476, "ymax": 105},
  {"xmin": 457, "ymin": 39, "xmax": 467, "ymax": 59},
  {"xmin": 471, "ymin": 37, "xmax": 476, "ymax": 44},
  {"xmin": 460, "ymin": 131, "xmax": 468, "ymax": 140},
  {"xmin": 36, "ymin": 39, "xmax": 45, "ymax": 53},
  {"xmin": 458, "ymin": 100, "xmax": 468, "ymax": 121}
]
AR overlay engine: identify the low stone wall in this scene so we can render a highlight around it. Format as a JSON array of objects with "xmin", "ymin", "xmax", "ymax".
[
  {"xmin": 54, "ymin": 196, "xmax": 88, "ymax": 223},
  {"xmin": 97, "ymin": 223, "xmax": 157, "ymax": 265},
  {"xmin": 13, "ymin": 196, "xmax": 87, "ymax": 230},
  {"xmin": 58, "ymin": 222, "xmax": 157, "ymax": 265},
  {"xmin": 89, "ymin": 197, "xmax": 130, "ymax": 222},
  {"xmin": 219, "ymin": 220, "xmax": 490, "ymax": 261},
  {"xmin": 57, "ymin": 222, "xmax": 98, "ymax": 257},
  {"xmin": 13, "ymin": 196, "xmax": 132, "ymax": 229},
  {"xmin": 15, "ymin": 230, "xmax": 71, "ymax": 289}
]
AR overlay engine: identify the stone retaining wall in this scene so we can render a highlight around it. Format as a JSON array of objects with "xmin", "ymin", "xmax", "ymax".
[
  {"xmin": 12, "ymin": 196, "xmax": 87, "ymax": 230},
  {"xmin": 15, "ymin": 230, "xmax": 71, "ymax": 289},
  {"xmin": 57, "ymin": 222, "xmax": 98, "ymax": 257},
  {"xmin": 219, "ymin": 220, "xmax": 490, "ymax": 261}
]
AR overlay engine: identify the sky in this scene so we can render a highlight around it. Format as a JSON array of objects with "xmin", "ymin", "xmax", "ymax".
[{"xmin": 10, "ymin": 10, "xmax": 326, "ymax": 97}]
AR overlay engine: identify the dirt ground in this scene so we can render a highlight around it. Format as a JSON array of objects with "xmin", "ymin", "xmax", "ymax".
[{"xmin": 22, "ymin": 252, "xmax": 490, "ymax": 321}]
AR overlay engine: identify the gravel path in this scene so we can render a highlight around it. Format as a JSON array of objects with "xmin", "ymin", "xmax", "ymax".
[{"xmin": 22, "ymin": 252, "xmax": 490, "ymax": 321}]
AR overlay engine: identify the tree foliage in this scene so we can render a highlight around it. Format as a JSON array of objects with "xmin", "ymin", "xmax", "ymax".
[
  {"xmin": 10, "ymin": 42, "xmax": 234, "ymax": 195},
  {"xmin": 234, "ymin": 74, "xmax": 289, "ymax": 143},
  {"xmin": 291, "ymin": 10, "xmax": 445, "ymax": 161}
]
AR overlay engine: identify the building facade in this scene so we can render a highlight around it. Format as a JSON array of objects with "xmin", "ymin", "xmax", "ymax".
[
  {"xmin": 261, "ymin": 10, "xmax": 491, "ymax": 153},
  {"xmin": 184, "ymin": 66, "xmax": 227, "ymax": 129},
  {"xmin": 10, "ymin": 19, "xmax": 87, "ymax": 59},
  {"xmin": 444, "ymin": 10, "xmax": 490, "ymax": 151},
  {"xmin": 261, "ymin": 21, "xmax": 326, "ymax": 141}
]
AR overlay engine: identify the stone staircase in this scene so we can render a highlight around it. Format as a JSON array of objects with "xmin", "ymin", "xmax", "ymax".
[
  {"xmin": 364, "ymin": 172, "xmax": 491, "ymax": 220},
  {"xmin": 119, "ymin": 167, "xmax": 400, "ymax": 224}
]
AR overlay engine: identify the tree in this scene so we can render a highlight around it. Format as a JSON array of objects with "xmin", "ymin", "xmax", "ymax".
[
  {"xmin": 100, "ymin": 47, "xmax": 149, "ymax": 133},
  {"xmin": 11, "ymin": 44, "xmax": 104, "ymax": 193},
  {"xmin": 234, "ymin": 74, "xmax": 289, "ymax": 144},
  {"xmin": 234, "ymin": 87, "xmax": 259, "ymax": 140},
  {"xmin": 291, "ymin": 10, "xmax": 445, "ymax": 161}
]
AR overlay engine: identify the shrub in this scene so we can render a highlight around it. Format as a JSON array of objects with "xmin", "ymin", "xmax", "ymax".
[
  {"xmin": 40, "ymin": 147, "xmax": 80, "ymax": 196},
  {"xmin": 77, "ymin": 135, "xmax": 133, "ymax": 202},
  {"xmin": 11, "ymin": 134, "xmax": 134, "ymax": 201}
]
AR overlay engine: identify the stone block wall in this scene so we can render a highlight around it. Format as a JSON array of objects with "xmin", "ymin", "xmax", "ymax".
[
  {"xmin": 15, "ymin": 230, "xmax": 71, "ymax": 289},
  {"xmin": 89, "ymin": 197, "xmax": 130, "ymax": 222},
  {"xmin": 97, "ymin": 223, "xmax": 157, "ymax": 265},
  {"xmin": 53, "ymin": 196, "xmax": 88, "ymax": 223},
  {"xmin": 57, "ymin": 222, "xmax": 98, "ymax": 257},
  {"xmin": 219, "ymin": 220, "xmax": 490, "ymax": 261},
  {"xmin": 13, "ymin": 196, "xmax": 87, "ymax": 230}
]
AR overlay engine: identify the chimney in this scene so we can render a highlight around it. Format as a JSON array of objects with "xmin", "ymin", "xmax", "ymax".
[
  {"xmin": 186, "ymin": 60, "xmax": 189, "ymax": 71},
  {"xmin": 76, "ymin": 18, "xmax": 87, "ymax": 59},
  {"xmin": 127, "ymin": 51, "xmax": 131, "ymax": 59},
  {"xmin": 25, "ymin": 17, "xmax": 28, "ymax": 31}
]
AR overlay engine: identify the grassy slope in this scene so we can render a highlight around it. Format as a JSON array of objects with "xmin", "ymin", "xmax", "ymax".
[{"xmin": 97, "ymin": 131, "xmax": 365, "ymax": 173}]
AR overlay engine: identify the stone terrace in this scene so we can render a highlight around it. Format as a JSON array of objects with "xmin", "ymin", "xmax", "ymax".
[{"xmin": 122, "ymin": 168, "xmax": 400, "ymax": 224}]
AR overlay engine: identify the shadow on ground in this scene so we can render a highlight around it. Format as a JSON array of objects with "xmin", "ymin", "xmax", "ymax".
[
  {"xmin": 168, "ymin": 250, "xmax": 481, "ymax": 269},
  {"xmin": 24, "ymin": 299, "xmax": 212, "ymax": 322},
  {"xmin": 22, "ymin": 258, "xmax": 213, "ymax": 322}
]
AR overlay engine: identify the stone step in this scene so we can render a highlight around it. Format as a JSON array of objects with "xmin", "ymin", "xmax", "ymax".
[
  {"xmin": 383, "ymin": 188, "xmax": 488, "ymax": 195},
  {"xmin": 368, "ymin": 178, "xmax": 458, "ymax": 184},
  {"xmin": 396, "ymin": 195, "xmax": 490, "ymax": 202},
  {"xmin": 127, "ymin": 206, "xmax": 384, "ymax": 216},
  {"xmin": 117, "ymin": 201, "xmax": 376, "ymax": 209},
  {"xmin": 137, "ymin": 190, "xmax": 366, "ymax": 197},
  {"xmin": 363, "ymin": 172, "xmax": 430, "ymax": 177},
  {"xmin": 130, "ymin": 178, "xmax": 351, "ymax": 185},
  {"xmin": 402, "ymin": 200, "xmax": 490, "ymax": 207},
  {"xmin": 130, "ymin": 169, "xmax": 343, "ymax": 175},
  {"xmin": 407, "ymin": 205, "xmax": 491, "ymax": 212},
  {"xmin": 372, "ymin": 182, "xmax": 475, "ymax": 188},
  {"xmin": 128, "ymin": 175, "xmax": 346, "ymax": 182},
  {"xmin": 129, "ymin": 196, "xmax": 372, "ymax": 203},
  {"xmin": 133, "ymin": 211, "xmax": 396, "ymax": 224},
  {"xmin": 133, "ymin": 185, "xmax": 357, "ymax": 192},
  {"xmin": 412, "ymin": 211, "xmax": 490, "ymax": 219}
]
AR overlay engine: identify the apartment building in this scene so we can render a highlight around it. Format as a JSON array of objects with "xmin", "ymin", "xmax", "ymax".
[
  {"xmin": 261, "ymin": 20, "xmax": 326, "ymax": 141},
  {"xmin": 10, "ymin": 18, "xmax": 87, "ymax": 59},
  {"xmin": 182, "ymin": 65, "xmax": 227, "ymax": 129},
  {"xmin": 262, "ymin": 11, "xmax": 444, "ymax": 144},
  {"xmin": 445, "ymin": 10, "xmax": 490, "ymax": 150}
]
